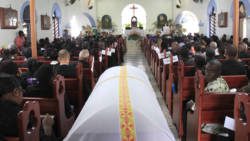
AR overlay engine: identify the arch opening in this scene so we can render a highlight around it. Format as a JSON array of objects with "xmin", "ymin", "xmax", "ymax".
[
  {"xmin": 121, "ymin": 4, "xmax": 146, "ymax": 33},
  {"xmin": 175, "ymin": 11, "xmax": 199, "ymax": 35}
]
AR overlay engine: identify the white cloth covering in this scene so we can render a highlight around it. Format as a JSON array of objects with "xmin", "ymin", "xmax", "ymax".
[
  {"xmin": 124, "ymin": 28, "xmax": 145, "ymax": 37},
  {"xmin": 64, "ymin": 66, "xmax": 176, "ymax": 141}
]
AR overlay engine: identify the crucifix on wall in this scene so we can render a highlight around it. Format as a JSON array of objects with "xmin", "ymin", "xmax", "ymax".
[
  {"xmin": 130, "ymin": 4, "xmax": 138, "ymax": 16},
  {"xmin": 130, "ymin": 4, "xmax": 138, "ymax": 27}
]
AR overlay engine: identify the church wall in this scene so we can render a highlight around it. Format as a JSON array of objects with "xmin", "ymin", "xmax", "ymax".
[
  {"xmin": 174, "ymin": 0, "xmax": 232, "ymax": 36},
  {"xmin": 211, "ymin": 0, "xmax": 233, "ymax": 38},
  {"xmin": 173, "ymin": 0, "xmax": 210, "ymax": 36},
  {"xmin": 0, "ymin": 0, "xmax": 27, "ymax": 48},
  {"xmin": 173, "ymin": 0, "xmax": 250, "ymax": 39},
  {"xmin": 96, "ymin": 0, "xmax": 174, "ymax": 34},
  {"xmin": 62, "ymin": 0, "xmax": 97, "ymax": 36},
  {"xmin": 0, "ymin": 0, "xmax": 96, "ymax": 48},
  {"xmin": 95, "ymin": 0, "xmax": 238, "ymax": 38}
]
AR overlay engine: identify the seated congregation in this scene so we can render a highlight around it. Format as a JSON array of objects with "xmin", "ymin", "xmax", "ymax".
[
  {"xmin": 142, "ymin": 33, "xmax": 250, "ymax": 141},
  {"xmin": 0, "ymin": 34, "xmax": 126, "ymax": 141}
]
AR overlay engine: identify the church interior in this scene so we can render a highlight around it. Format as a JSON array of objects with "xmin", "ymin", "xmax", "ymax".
[{"xmin": 0, "ymin": 0, "xmax": 250, "ymax": 141}]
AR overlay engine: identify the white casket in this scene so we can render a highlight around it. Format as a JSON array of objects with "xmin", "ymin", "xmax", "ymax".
[{"xmin": 64, "ymin": 66, "xmax": 176, "ymax": 141}]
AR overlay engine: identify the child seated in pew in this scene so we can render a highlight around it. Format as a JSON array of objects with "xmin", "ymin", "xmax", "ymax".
[
  {"xmin": 0, "ymin": 73, "xmax": 57, "ymax": 141},
  {"xmin": 55, "ymin": 49, "xmax": 76, "ymax": 78},
  {"xmin": 24, "ymin": 64, "xmax": 73, "ymax": 118}
]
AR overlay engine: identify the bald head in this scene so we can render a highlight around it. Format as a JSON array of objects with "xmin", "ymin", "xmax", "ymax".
[
  {"xmin": 209, "ymin": 41, "xmax": 217, "ymax": 49},
  {"xmin": 79, "ymin": 49, "xmax": 89, "ymax": 61},
  {"xmin": 58, "ymin": 49, "xmax": 70, "ymax": 65}
]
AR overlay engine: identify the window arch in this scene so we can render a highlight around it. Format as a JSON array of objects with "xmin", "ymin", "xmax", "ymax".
[
  {"xmin": 83, "ymin": 12, "xmax": 96, "ymax": 27},
  {"xmin": 175, "ymin": 11, "xmax": 199, "ymax": 35},
  {"xmin": 52, "ymin": 3, "xmax": 62, "ymax": 38}
]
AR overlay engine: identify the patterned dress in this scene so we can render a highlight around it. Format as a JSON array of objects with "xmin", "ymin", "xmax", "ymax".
[{"xmin": 205, "ymin": 77, "xmax": 229, "ymax": 93}]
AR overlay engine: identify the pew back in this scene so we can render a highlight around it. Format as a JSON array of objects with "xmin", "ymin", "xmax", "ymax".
[{"xmin": 186, "ymin": 70, "xmax": 243, "ymax": 141}]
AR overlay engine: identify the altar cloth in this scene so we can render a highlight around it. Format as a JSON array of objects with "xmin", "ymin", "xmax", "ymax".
[
  {"xmin": 64, "ymin": 66, "xmax": 176, "ymax": 141},
  {"xmin": 124, "ymin": 28, "xmax": 145, "ymax": 37}
]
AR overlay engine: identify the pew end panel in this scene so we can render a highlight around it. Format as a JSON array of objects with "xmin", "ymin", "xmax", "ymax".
[
  {"xmin": 234, "ymin": 93, "xmax": 250, "ymax": 141},
  {"xmin": 5, "ymin": 101, "xmax": 41, "ymax": 141},
  {"xmin": 23, "ymin": 75, "xmax": 74, "ymax": 138}
]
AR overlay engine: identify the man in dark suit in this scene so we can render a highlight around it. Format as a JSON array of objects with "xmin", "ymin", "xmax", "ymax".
[{"xmin": 55, "ymin": 49, "xmax": 76, "ymax": 77}]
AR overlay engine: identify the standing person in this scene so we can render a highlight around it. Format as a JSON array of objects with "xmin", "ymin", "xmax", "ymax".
[{"xmin": 14, "ymin": 31, "xmax": 25, "ymax": 53}]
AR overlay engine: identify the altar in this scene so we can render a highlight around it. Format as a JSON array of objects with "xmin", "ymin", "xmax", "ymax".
[
  {"xmin": 64, "ymin": 66, "xmax": 176, "ymax": 141},
  {"xmin": 124, "ymin": 27, "xmax": 145, "ymax": 37}
]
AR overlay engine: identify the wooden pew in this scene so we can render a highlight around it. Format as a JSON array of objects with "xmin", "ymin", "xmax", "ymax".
[
  {"xmin": 156, "ymin": 50, "xmax": 167, "ymax": 89},
  {"xmin": 223, "ymin": 75, "xmax": 248, "ymax": 89},
  {"xmin": 18, "ymin": 67, "xmax": 28, "ymax": 73},
  {"xmin": 186, "ymin": 70, "xmax": 246, "ymax": 141},
  {"xmin": 64, "ymin": 63, "xmax": 83, "ymax": 113},
  {"xmin": 166, "ymin": 54, "xmax": 178, "ymax": 116},
  {"xmin": 23, "ymin": 75, "xmax": 74, "ymax": 138},
  {"xmin": 174, "ymin": 63, "xmax": 248, "ymax": 139},
  {"xmin": 239, "ymin": 58, "xmax": 250, "ymax": 67},
  {"xmin": 13, "ymin": 60, "xmax": 26, "ymax": 66},
  {"xmin": 83, "ymin": 68, "xmax": 95, "ymax": 89},
  {"xmin": 94, "ymin": 51, "xmax": 103, "ymax": 78},
  {"xmin": 102, "ymin": 48, "xmax": 109, "ymax": 70},
  {"xmin": 5, "ymin": 101, "xmax": 41, "ymax": 141},
  {"xmin": 173, "ymin": 61, "xmax": 195, "ymax": 137},
  {"xmin": 151, "ymin": 47, "xmax": 157, "ymax": 73},
  {"xmin": 15, "ymin": 56, "xmax": 26, "ymax": 60},
  {"xmin": 161, "ymin": 53, "xmax": 174, "ymax": 98},
  {"xmin": 234, "ymin": 93, "xmax": 250, "ymax": 141}
]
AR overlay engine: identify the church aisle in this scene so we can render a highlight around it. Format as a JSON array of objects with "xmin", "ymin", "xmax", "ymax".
[{"xmin": 122, "ymin": 40, "xmax": 179, "ymax": 140}]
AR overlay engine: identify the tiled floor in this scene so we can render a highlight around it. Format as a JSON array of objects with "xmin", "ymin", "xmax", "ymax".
[{"xmin": 122, "ymin": 40, "xmax": 180, "ymax": 140}]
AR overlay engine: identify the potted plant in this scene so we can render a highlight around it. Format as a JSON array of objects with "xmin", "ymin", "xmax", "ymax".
[
  {"xmin": 138, "ymin": 22, "xmax": 143, "ymax": 29},
  {"xmin": 125, "ymin": 23, "xmax": 131, "ymax": 30}
]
